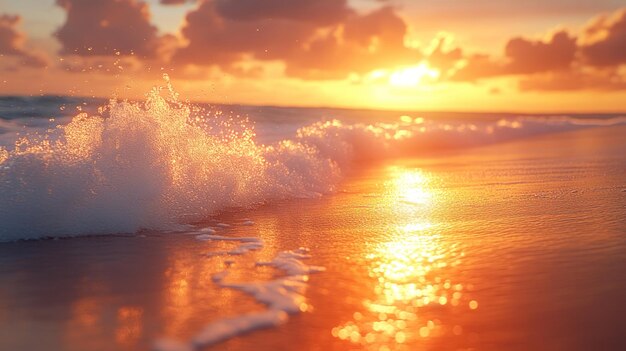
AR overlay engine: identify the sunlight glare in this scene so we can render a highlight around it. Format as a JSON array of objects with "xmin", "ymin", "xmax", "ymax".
[
  {"xmin": 391, "ymin": 168, "xmax": 433, "ymax": 205},
  {"xmin": 389, "ymin": 63, "xmax": 440, "ymax": 88}
]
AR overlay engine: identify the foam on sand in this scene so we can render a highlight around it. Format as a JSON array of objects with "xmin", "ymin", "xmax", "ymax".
[
  {"xmin": 198, "ymin": 227, "xmax": 216, "ymax": 234},
  {"xmin": 155, "ymin": 242, "xmax": 324, "ymax": 351},
  {"xmin": 193, "ymin": 310, "xmax": 288, "ymax": 346},
  {"xmin": 227, "ymin": 241, "xmax": 263, "ymax": 255},
  {"xmin": 194, "ymin": 229, "xmax": 264, "ymax": 255},
  {"xmin": 154, "ymin": 311, "xmax": 287, "ymax": 351},
  {"xmin": 216, "ymin": 248, "xmax": 325, "ymax": 312}
]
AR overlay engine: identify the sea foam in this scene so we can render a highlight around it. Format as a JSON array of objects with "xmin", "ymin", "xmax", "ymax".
[
  {"xmin": 154, "ymin": 246, "xmax": 324, "ymax": 351},
  {"xmin": 0, "ymin": 80, "xmax": 624, "ymax": 241}
]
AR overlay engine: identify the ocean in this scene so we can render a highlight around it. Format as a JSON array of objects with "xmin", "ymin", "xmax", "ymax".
[{"xmin": 0, "ymin": 93, "xmax": 625, "ymax": 350}]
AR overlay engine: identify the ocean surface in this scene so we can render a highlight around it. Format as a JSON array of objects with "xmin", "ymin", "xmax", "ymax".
[{"xmin": 0, "ymin": 93, "xmax": 625, "ymax": 350}]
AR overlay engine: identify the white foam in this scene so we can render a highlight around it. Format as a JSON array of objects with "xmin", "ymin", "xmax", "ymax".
[
  {"xmin": 227, "ymin": 241, "xmax": 263, "ymax": 255},
  {"xmin": 0, "ymin": 87, "xmax": 340, "ymax": 241},
  {"xmin": 197, "ymin": 234, "xmax": 263, "ymax": 255},
  {"xmin": 256, "ymin": 248, "xmax": 326, "ymax": 277},
  {"xmin": 156, "ymin": 245, "xmax": 323, "ymax": 350},
  {"xmin": 197, "ymin": 234, "xmax": 260, "ymax": 242},
  {"xmin": 192, "ymin": 310, "xmax": 288, "ymax": 347},
  {"xmin": 219, "ymin": 248, "xmax": 324, "ymax": 313},
  {"xmin": 194, "ymin": 234, "xmax": 213, "ymax": 241},
  {"xmin": 1, "ymin": 82, "xmax": 624, "ymax": 241}
]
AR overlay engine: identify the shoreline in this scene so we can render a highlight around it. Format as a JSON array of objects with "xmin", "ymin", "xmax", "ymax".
[{"xmin": 1, "ymin": 126, "xmax": 625, "ymax": 351}]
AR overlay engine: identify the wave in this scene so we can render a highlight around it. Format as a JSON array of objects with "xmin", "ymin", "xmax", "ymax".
[{"xmin": 0, "ymin": 81, "xmax": 624, "ymax": 241}]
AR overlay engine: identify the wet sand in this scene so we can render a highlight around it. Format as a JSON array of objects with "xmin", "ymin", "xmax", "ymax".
[{"xmin": 1, "ymin": 126, "xmax": 625, "ymax": 351}]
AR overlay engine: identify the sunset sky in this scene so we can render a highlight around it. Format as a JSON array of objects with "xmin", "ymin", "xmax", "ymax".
[{"xmin": 1, "ymin": 0, "xmax": 625, "ymax": 112}]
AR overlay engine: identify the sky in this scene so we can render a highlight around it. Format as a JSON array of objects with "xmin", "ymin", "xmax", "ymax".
[{"xmin": 0, "ymin": 0, "xmax": 625, "ymax": 112}]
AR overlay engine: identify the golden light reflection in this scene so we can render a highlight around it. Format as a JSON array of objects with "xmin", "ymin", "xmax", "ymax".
[
  {"xmin": 161, "ymin": 243, "xmax": 256, "ymax": 340},
  {"xmin": 388, "ymin": 167, "xmax": 433, "ymax": 206},
  {"xmin": 64, "ymin": 297, "xmax": 105, "ymax": 348},
  {"xmin": 162, "ymin": 254, "xmax": 194, "ymax": 338},
  {"xmin": 115, "ymin": 306, "xmax": 144, "ymax": 347},
  {"xmin": 333, "ymin": 167, "xmax": 474, "ymax": 350}
]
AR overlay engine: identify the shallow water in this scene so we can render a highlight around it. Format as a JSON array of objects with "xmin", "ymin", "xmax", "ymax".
[{"xmin": 0, "ymin": 126, "xmax": 625, "ymax": 351}]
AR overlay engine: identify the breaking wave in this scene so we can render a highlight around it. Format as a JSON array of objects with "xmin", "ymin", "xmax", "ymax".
[{"xmin": 0, "ymin": 80, "xmax": 624, "ymax": 241}]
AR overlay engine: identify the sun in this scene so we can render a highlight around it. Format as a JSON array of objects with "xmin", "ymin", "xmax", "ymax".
[{"xmin": 389, "ymin": 63, "xmax": 440, "ymax": 88}]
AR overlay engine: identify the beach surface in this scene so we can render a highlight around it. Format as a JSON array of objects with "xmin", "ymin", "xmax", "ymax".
[{"xmin": 1, "ymin": 125, "xmax": 624, "ymax": 351}]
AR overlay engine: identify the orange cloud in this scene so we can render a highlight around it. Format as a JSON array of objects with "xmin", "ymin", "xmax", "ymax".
[
  {"xmin": 0, "ymin": 14, "xmax": 47, "ymax": 68},
  {"xmin": 160, "ymin": 0, "xmax": 190, "ymax": 4},
  {"xmin": 173, "ymin": 1, "xmax": 318, "ymax": 69},
  {"xmin": 449, "ymin": 54, "xmax": 503, "ymax": 81},
  {"xmin": 173, "ymin": 1, "xmax": 420, "ymax": 79},
  {"xmin": 580, "ymin": 8, "xmax": 626, "ymax": 67},
  {"xmin": 504, "ymin": 30, "xmax": 577, "ymax": 74},
  {"xmin": 519, "ymin": 70, "xmax": 626, "ymax": 91},
  {"xmin": 18, "ymin": 0, "xmax": 624, "ymax": 94},
  {"xmin": 426, "ymin": 37, "xmax": 463, "ymax": 72},
  {"xmin": 451, "ymin": 30, "xmax": 576, "ymax": 81},
  {"xmin": 55, "ymin": 0, "xmax": 162, "ymax": 58},
  {"xmin": 444, "ymin": 7, "xmax": 626, "ymax": 91},
  {"xmin": 286, "ymin": 7, "xmax": 420, "ymax": 79},
  {"xmin": 214, "ymin": 0, "xmax": 353, "ymax": 25}
]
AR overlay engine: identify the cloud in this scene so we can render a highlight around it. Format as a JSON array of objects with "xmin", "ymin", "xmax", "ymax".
[
  {"xmin": 519, "ymin": 69, "xmax": 626, "ymax": 91},
  {"xmin": 214, "ymin": 0, "xmax": 353, "ymax": 25},
  {"xmin": 285, "ymin": 7, "xmax": 419, "ymax": 79},
  {"xmin": 579, "ymin": 8, "xmax": 626, "ymax": 67},
  {"xmin": 442, "ymin": 7, "xmax": 626, "ymax": 91},
  {"xmin": 425, "ymin": 36, "xmax": 463, "ymax": 72},
  {"xmin": 448, "ymin": 54, "xmax": 504, "ymax": 81},
  {"xmin": 173, "ymin": 1, "xmax": 318, "ymax": 67},
  {"xmin": 0, "ymin": 14, "xmax": 47, "ymax": 68},
  {"xmin": 343, "ymin": 6, "xmax": 407, "ymax": 52},
  {"xmin": 29, "ymin": 0, "xmax": 626, "ymax": 93},
  {"xmin": 173, "ymin": 1, "xmax": 420, "ymax": 79},
  {"xmin": 450, "ymin": 30, "xmax": 577, "ymax": 81},
  {"xmin": 504, "ymin": 30, "xmax": 577, "ymax": 74},
  {"xmin": 160, "ymin": 0, "xmax": 190, "ymax": 4},
  {"xmin": 55, "ymin": 0, "xmax": 162, "ymax": 58},
  {"xmin": 0, "ymin": 15, "xmax": 23, "ymax": 56},
  {"xmin": 59, "ymin": 56, "xmax": 143, "ymax": 74}
]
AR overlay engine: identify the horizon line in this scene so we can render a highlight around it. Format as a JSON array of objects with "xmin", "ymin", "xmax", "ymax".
[{"xmin": 1, "ymin": 94, "xmax": 625, "ymax": 117}]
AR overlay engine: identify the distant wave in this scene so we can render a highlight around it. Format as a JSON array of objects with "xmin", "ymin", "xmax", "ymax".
[{"xmin": 1, "ymin": 84, "xmax": 624, "ymax": 241}]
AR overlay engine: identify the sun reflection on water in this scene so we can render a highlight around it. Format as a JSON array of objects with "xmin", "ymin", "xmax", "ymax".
[
  {"xmin": 332, "ymin": 167, "xmax": 474, "ymax": 350},
  {"xmin": 115, "ymin": 306, "xmax": 144, "ymax": 347},
  {"xmin": 391, "ymin": 168, "xmax": 432, "ymax": 205}
]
